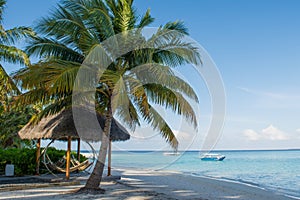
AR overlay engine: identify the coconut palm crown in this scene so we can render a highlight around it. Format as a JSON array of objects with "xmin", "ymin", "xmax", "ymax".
[{"xmin": 14, "ymin": 0, "xmax": 201, "ymax": 190}]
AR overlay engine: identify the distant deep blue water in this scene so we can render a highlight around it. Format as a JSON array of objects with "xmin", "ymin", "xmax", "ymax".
[{"xmin": 94, "ymin": 150, "xmax": 300, "ymax": 199}]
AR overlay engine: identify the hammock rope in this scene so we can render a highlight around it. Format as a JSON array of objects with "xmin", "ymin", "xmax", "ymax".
[{"xmin": 41, "ymin": 139, "xmax": 96, "ymax": 177}]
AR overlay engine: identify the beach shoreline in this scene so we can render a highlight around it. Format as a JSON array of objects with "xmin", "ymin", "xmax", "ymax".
[
  {"xmin": 0, "ymin": 167, "xmax": 297, "ymax": 200},
  {"xmin": 116, "ymin": 168, "xmax": 295, "ymax": 200}
]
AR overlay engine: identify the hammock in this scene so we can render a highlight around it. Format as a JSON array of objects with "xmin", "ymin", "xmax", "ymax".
[
  {"xmin": 45, "ymin": 154, "xmax": 92, "ymax": 173},
  {"xmin": 41, "ymin": 139, "xmax": 96, "ymax": 175}
]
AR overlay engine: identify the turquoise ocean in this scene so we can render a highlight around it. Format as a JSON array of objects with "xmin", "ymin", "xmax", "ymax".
[{"xmin": 98, "ymin": 150, "xmax": 300, "ymax": 199}]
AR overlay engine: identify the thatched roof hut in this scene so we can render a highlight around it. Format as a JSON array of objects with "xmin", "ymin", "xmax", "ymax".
[
  {"xmin": 18, "ymin": 107, "xmax": 130, "ymax": 142},
  {"xmin": 18, "ymin": 107, "xmax": 130, "ymax": 179}
]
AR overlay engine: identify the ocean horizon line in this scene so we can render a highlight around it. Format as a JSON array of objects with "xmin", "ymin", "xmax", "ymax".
[{"xmin": 79, "ymin": 148, "xmax": 300, "ymax": 153}]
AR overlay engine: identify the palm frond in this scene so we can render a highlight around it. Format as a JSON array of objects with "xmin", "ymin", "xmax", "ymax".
[
  {"xmin": 26, "ymin": 36, "xmax": 83, "ymax": 62},
  {"xmin": 29, "ymin": 96, "xmax": 72, "ymax": 125},
  {"xmin": 163, "ymin": 21, "xmax": 189, "ymax": 35},
  {"xmin": 147, "ymin": 30, "xmax": 201, "ymax": 66},
  {"xmin": 138, "ymin": 103, "xmax": 178, "ymax": 149},
  {"xmin": 129, "ymin": 63, "xmax": 199, "ymax": 102},
  {"xmin": 0, "ymin": 44, "xmax": 30, "ymax": 66},
  {"xmin": 153, "ymin": 41, "xmax": 202, "ymax": 66},
  {"xmin": 66, "ymin": 0, "xmax": 115, "ymax": 40},
  {"xmin": 136, "ymin": 8, "xmax": 154, "ymax": 29},
  {"xmin": 14, "ymin": 60, "xmax": 84, "ymax": 107},
  {"xmin": 144, "ymin": 83, "xmax": 197, "ymax": 129},
  {"xmin": 36, "ymin": 3, "xmax": 98, "ymax": 54},
  {"xmin": 125, "ymin": 75, "xmax": 150, "ymax": 115},
  {"xmin": 42, "ymin": 61, "xmax": 81, "ymax": 94},
  {"xmin": 0, "ymin": 64, "xmax": 20, "ymax": 96},
  {"xmin": 110, "ymin": 75, "xmax": 139, "ymax": 130},
  {"xmin": 13, "ymin": 88, "xmax": 50, "ymax": 107},
  {"xmin": 0, "ymin": 27, "xmax": 35, "ymax": 45},
  {"xmin": 0, "ymin": 0, "xmax": 5, "ymax": 23},
  {"xmin": 88, "ymin": 6, "xmax": 115, "ymax": 40},
  {"xmin": 110, "ymin": 0, "xmax": 137, "ymax": 33},
  {"xmin": 13, "ymin": 65, "xmax": 45, "ymax": 90}
]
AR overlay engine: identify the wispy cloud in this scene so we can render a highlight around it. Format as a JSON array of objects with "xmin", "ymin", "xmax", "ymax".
[
  {"xmin": 226, "ymin": 116, "xmax": 267, "ymax": 124},
  {"xmin": 243, "ymin": 125, "xmax": 289, "ymax": 141},
  {"xmin": 237, "ymin": 87, "xmax": 300, "ymax": 109},
  {"xmin": 237, "ymin": 87, "xmax": 300, "ymax": 100}
]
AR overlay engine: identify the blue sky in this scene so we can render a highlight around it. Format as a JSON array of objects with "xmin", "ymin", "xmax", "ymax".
[{"xmin": 3, "ymin": 0, "xmax": 300, "ymax": 150}]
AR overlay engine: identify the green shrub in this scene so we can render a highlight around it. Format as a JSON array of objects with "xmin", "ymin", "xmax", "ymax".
[
  {"xmin": 0, "ymin": 148, "xmax": 36, "ymax": 175},
  {"xmin": 0, "ymin": 148, "xmax": 87, "ymax": 176}
]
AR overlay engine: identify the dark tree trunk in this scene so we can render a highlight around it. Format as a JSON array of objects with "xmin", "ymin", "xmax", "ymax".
[
  {"xmin": 83, "ymin": 104, "xmax": 112, "ymax": 190},
  {"xmin": 107, "ymin": 139, "xmax": 112, "ymax": 176},
  {"xmin": 35, "ymin": 139, "xmax": 41, "ymax": 175},
  {"xmin": 66, "ymin": 136, "xmax": 71, "ymax": 180},
  {"xmin": 76, "ymin": 138, "xmax": 80, "ymax": 173}
]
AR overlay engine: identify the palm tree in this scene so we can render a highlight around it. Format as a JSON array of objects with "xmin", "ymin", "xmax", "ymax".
[
  {"xmin": 0, "ymin": 0, "xmax": 33, "ymax": 111},
  {"xmin": 0, "ymin": 0, "xmax": 34, "ymax": 147},
  {"xmin": 15, "ymin": 0, "xmax": 201, "ymax": 191}
]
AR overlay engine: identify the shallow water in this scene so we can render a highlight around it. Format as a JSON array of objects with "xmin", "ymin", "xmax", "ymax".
[{"xmin": 83, "ymin": 150, "xmax": 300, "ymax": 199}]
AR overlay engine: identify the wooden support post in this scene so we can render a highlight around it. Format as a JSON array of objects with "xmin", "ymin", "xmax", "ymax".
[
  {"xmin": 66, "ymin": 136, "xmax": 71, "ymax": 180},
  {"xmin": 107, "ymin": 139, "xmax": 112, "ymax": 176},
  {"xmin": 35, "ymin": 139, "xmax": 41, "ymax": 175},
  {"xmin": 76, "ymin": 138, "xmax": 81, "ymax": 173}
]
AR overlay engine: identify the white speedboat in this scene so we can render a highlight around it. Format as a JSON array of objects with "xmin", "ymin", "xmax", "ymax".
[{"xmin": 200, "ymin": 153, "xmax": 225, "ymax": 161}]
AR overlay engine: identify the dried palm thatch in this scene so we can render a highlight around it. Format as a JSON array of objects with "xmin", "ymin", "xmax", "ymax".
[{"xmin": 18, "ymin": 107, "xmax": 130, "ymax": 142}]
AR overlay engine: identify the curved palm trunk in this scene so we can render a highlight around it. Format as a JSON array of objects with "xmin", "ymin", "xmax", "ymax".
[{"xmin": 84, "ymin": 104, "xmax": 112, "ymax": 189}]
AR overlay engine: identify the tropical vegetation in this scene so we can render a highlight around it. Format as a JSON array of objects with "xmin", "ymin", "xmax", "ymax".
[
  {"xmin": 0, "ymin": 147, "xmax": 87, "ymax": 176},
  {"xmin": 0, "ymin": 0, "xmax": 202, "ymax": 192},
  {"xmin": 0, "ymin": 105, "xmax": 36, "ymax": 148},
  {"xmin": 0, "ymin": 0, "xmax": 34, "ymax": 148}
]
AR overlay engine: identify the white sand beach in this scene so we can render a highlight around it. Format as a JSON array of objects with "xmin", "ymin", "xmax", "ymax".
[{"xmin": 0, "ymin": 168, "xmax": 295, "ymax": 200}]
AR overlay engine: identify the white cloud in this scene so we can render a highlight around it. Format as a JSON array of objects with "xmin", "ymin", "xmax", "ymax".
[
  {"xmin": 261, "ymin": 125, "xmax": 289, "ymax": 140},
  {"xmin": 173, "ymin": 130, "xmax": 194, "ymax": 141},
  {"xmin": 296, "ymin": 129, "xmax": 300, "ymax": 132},
  {"xmin": 243, "ymin": 129, "xmax": 261, "ymax": 141},
  {"xmin": 243, "ymin": 125, "xmax": 289, "ymax": 141}
]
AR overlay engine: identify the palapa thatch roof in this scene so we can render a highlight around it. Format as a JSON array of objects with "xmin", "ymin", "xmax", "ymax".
[{"xmin": 18, "ymin": 107, "xmax": 130, "ymax": 142}]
